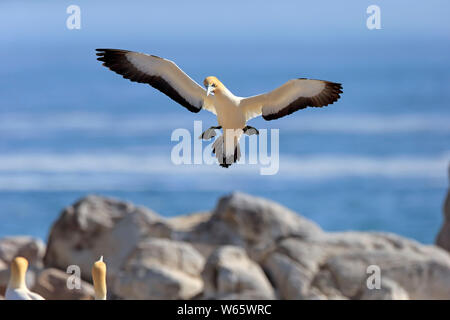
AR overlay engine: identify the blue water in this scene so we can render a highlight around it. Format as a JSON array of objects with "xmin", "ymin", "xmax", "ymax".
[{"xmin": 1, "ymin": 1, "xmax": 449, "ymax": 243}]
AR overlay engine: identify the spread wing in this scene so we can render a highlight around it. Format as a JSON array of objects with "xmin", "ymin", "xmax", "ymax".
[
  {"xmin": 96, "ymin": 49, "xmax": 215, "ymax": 114},
  {"xmin": 240, "ymin": 78, "xmax": 342, "ymax": 121}
]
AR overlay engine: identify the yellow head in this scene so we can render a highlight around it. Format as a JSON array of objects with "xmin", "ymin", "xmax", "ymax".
[
  {"xmin": 203, "ymin": 76, "xmax": 224, "ymax": 96},
  {"xmin": 92, "ymin": 256, "xmax": 107, "ymax": 300},
  {"xmin": 9, "ymin": 256, "xmax": 28, "ymax": 289}
]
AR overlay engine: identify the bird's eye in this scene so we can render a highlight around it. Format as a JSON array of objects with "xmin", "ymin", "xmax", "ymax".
[{"xmin": 212, "ymin": 84, "xmax": 216, "ymax": 87}]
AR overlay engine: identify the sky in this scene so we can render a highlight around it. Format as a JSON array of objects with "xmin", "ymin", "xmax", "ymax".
[{"xmin": 1, "ymin": 0, "xmax": 449, "ymax": 44}]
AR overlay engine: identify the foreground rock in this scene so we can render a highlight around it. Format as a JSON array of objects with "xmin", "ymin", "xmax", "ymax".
[
  {"xmin": 0, "ymin": 236, "xmax": 45, "ymax": 267},
  {"xmin": 262, "ymin": 232, "xmax": 450, "ymax": 299},
  {"xmin": 32, "ymin": 268, "xmax": 95, "ymax": 300},
  {"xmin": 201, "ymin": 246, "xmax": 275, "ymax": 299},
  {"xmin": 44, "ymin": 195, "xmax": 166, "ymax": 281},
  {"xmin": 173, "ymin": 193, "xmax": 322, "ymax": 260},
  {"xmin": 113, "ymin": 239, "xmax": 204, "ymax": 299},
  {"xmin": 42, "ymin": 192, "xmax": 450, "ymax": 300}
]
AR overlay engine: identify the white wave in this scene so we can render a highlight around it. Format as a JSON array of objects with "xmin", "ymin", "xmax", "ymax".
[
  {"xmin": 0, "ymin": 152, "xmax": 447, "ymax": 191},
  {"xmin": 279, "ymin": 154, "xmax": 450, "ymax": 178},
  {"xmin": 1, "ymin": 112, "xmax": 449, "ymax": 135},
  {"xmin": 281, "ymin": 114, "xmax": 450, "ymax": 133}
]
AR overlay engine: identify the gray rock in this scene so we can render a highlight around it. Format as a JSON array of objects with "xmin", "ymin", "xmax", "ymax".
[
  {"xmin": 0, "ymin": 236, "xmax": 45, "ymax": 267},
  {"xmin": 32, "ymin": 268, "xmax": 95, "ymax": 300},
  {"xmin": 38, "ymin": 191, "xmax": 450, "ymax": 300},
  {"xmin": 359, "ymin": 278, "xmax": 409, "ymax": 300},
  {"xmin": 112, "ymin": 238, "xmax": 204, "ymax": 300},
  {"xmin": 44, "ymin": 195, "xmax": 168, "ymax": 281},
  {"xmin": 176, "ymin": 192, "xmax": 322, "ymax": 259},
  {"xmin": 201, "ymin": 246, "xmax": 275, "ymax": 299},
  {"xmin": 262, "ymin": 231, "xmax": 450, "ymax": 299}
]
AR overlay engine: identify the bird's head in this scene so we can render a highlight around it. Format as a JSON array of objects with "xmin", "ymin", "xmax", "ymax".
[
  {"xmin": 204, "ymin": 76, "xmax": 223, "ymax": 96},
  {"xmin": 9, "ymin": 256, "xmax": 28, "ymax": 288},
  {"xmin": 92, "ymin": 256, "xmax": 107, "ymax": 300}
]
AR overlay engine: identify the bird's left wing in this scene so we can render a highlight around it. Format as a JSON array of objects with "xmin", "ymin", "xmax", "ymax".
[
  {"xmin": 240, "ymin": 78, "xmax": 342, "ymax": 121},
  {"xmin": 96, "ymin": 49, "xmax": 215, "ymax": 114}
]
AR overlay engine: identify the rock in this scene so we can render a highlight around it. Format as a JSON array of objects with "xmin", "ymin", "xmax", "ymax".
[
  {"xmin": 176, "ymin": 192, "xmax": 322, "ymax": 259},
  {"xmin": 112, "ymin": 238, "xmax": 204, "ymax": 300},
  {"xmin": 44, "ymin": 195, "xmax": 167, "ymax": 281},
  {"xmin": 167, "ymin": 212, "xmax": 211, "ymax": 231},
  {"xmin": 36, "ymin": 191, "xmax": 450, "ymax": 300},
  {"xmin": 32, "ymin": 268, "xmax": 95, "ymax": 300},
  {"xmin": 201, "ymin": 246, "xmax": 275, "ymax": 299},
  {"xmin": 436, "ymin": 188, "xmax": 450, "ymax": 252},
  {"xmin": 0, "ymin": 236, "xmax": 45, "ymax": 267},
  {"xmin": 261, "ymin": 231, "xmax": 450, "ymax": 299},
  {"xmin": 359, "ymin": 278, "xmax": 409, "ymax": 300}
]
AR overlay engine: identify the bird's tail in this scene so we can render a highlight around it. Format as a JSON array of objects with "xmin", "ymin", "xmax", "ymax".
[{"xmin": 212, "ymin": 131, "xmax": 241, "ymax": 168}]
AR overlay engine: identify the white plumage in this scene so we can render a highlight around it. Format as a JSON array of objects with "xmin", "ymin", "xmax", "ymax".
[
  {"xmin": 5, "ymin": 287, "xmax": 45, "ymax": 300},
  {"xmin": 96, "ymin": 49, "xmax": 342, "ymax": 167}
]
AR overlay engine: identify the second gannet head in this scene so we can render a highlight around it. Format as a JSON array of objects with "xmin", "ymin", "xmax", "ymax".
[
  {"xmin": 9, "ymin": 256, "xmax": 28, "ymax": 289},
  {"xmin": 204, "ymin": 76, "xmax": 224, "ymax": 96},
  {"xmin": 92, "ymin": 256, "xmax": 107, "ymax": 300},
  {"xmin": 6, "ymin": 256, "xmax": 45, "ymax": 300}
]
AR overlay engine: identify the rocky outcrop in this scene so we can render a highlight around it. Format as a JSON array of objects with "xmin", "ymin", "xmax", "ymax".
[
  {"xmin": 201, "ymin": 246, "xmax": 275, "ymax": 299},
  {"xmin": 0, "ymin": 236, "xmax": 45, "ymax": 267},
  {"xmin": 261, "ymin": 232, "xmax": 450, "ymax": 299},
  {"xmin": 112, "ymin": 239, "xmax": 204, "ymax": 300},
  {"xmin": 44, "ymin": 195, "xmax": 167, "ymax": 281},
  {"xmin": 173, "ymin": 193, "xmax": 322, "ymax": 260},
  {"xmin": 32, "ymin": 268, "xmax": 95, "ymax": 300},
  {"xmin": 8, "ymin": 191, "xmax": 449, "ymax": 300}
]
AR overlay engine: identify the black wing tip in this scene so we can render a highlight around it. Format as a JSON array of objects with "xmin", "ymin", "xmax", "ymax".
[
  {"xmin": 325, "ymin": 81, "xmax": 343, "ymax": 92},
  {"xmin": 95, "ymin": 48, "xmax": 129, "ymax": 53},
  {"xmin": 95, "ymin": 49, "xmax": 128, "ymax": 60},
  {"xmin": 262, "ymin": 79, "xmax": 343, "ymax": 121},
  {"xmin": 95, "ymin": 49, "xmax": 162, "ymax": 60},
  {"xmin": 262, "ymin": 113, "xmax": 278, "ymax": 121}
]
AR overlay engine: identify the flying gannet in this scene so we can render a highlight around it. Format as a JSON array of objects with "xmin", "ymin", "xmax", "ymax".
[
  {"xmin": 5, "ymin": 256, "xmax": 45, "ymax": 300},
  {"xmin": 96, "ymin": 49, "xmax": 343, "ymax": 167},
  {"xmin": 92, "ymin": 256, "xmax": 107, "ymax": 300}
]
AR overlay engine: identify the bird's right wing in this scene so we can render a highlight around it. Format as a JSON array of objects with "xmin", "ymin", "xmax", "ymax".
[
  {"xmin": 240, "ymin": 78, "xmax": 342, "ymax": 121},
  {"xmin": 96, "ymin": 49, "xmax": 215, "ymax": 114}
]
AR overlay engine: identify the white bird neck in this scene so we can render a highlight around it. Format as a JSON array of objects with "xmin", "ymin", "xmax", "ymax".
[{"xmin": 8, "ymin": 269, "xmax": 27, "ymax": 289}]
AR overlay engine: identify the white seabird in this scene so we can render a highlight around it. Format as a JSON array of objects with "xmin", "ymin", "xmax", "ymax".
[
  {"xmin": 5, "ymin": 256, "xmax": 45, "ymax": 300},
  {"xmin": 92, "ymin": 256, "xmax": 107, "ymax": 300},
  {"xmin": 96, "ymin": 49, "xmax": 343, "ymax": 167}
]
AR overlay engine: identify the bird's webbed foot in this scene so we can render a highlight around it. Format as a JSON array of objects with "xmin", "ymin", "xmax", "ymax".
[
  {"xmin": 199, "ymin": 126, "xmax": 222, "ymax": 140},
  {"xmin": 243, "ymin": 125, "xmax": 259, "ymax": 136}
]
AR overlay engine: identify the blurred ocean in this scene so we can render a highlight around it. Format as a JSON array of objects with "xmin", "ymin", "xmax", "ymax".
[{"xmin": 0, "ymin": 1, "xmax": 449, "ymax": 243}]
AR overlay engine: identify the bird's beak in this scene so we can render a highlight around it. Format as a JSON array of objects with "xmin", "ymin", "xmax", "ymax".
[{"xmin": 206, "ymin": 85, "xmax": 214, "ymax": 96}]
